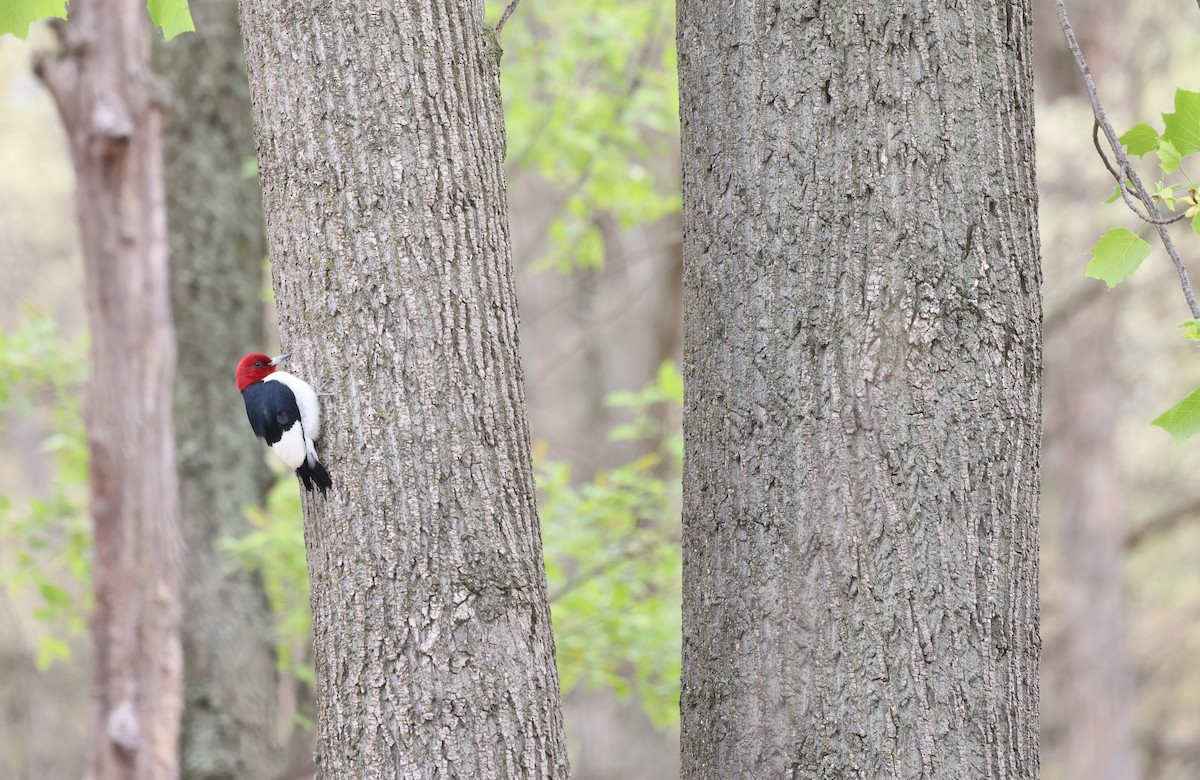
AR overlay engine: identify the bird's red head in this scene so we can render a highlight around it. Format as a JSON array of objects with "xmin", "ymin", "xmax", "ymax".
[{"xmin": 235, "ymin": 353, "xmax": 287, "ymax": 392}]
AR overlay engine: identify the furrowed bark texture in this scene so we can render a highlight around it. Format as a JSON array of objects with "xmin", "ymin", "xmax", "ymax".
[
  {"xmin": 36, "ymin": 2, "xmax": 184, "ymax": 779},
  {"xmin": 151, "ymin": 4, "xmax": 283, "ymax": 778},
  {"xmin": 236, "ymin": 3, "xmax": 571, "ymax": 778},
  {"xmin": 678, "ymin": 1, "xmax": 1042, "ymax": 778}
]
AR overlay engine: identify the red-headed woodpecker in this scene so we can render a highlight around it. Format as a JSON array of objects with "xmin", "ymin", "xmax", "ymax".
[{"xmin": 236, "ymin": 353, "xmax": 332, "ymax": 495}]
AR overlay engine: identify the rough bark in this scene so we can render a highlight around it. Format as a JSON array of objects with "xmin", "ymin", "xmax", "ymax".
[
  {"xmin": 678, "ymin": 0, "xmax": 1042, "ymax": 778},
  {"xmin": 150, "ymin": 3, "xmax": 285, "ymax": 778},
  {"xmin": 236, "ymin": 2, "xmax": 571, "ymax": 778},
  {"xmin": 35, "ymin": 2, "xmax": 184, "ymax": 779}
]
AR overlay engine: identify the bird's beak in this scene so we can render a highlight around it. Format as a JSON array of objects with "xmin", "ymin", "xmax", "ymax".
[{"xmin": 269, "ymin": 353, "xmax": 290, "ymax": 366}]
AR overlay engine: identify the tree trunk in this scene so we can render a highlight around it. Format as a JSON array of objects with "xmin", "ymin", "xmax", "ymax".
[
  {"xmin": 151, "ymin": 4, "xmax": 287, "ymax": 779},
  {"xmin": 678, "ymin": 0, "xmax": 1042, "ymax": 777},
  {"xmin": 235, "ymin": 3, "xmax": 571, "ymax": 778},
  {"xmin": 1036, "ymin": 2, "xmax": 1135, "ymax": 776},
  {"xmin": 35, "ymin": 2, "xmax": 184, "ymax": 779},
  {"xmin": 1054, "ymin": 297, "xmax": 1131, "ymax": 780}
]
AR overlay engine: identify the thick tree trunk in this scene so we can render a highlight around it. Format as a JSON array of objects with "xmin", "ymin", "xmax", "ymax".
[
  {"xmin": 678, "ymin": 0, "xmax": 1042, "ymax": 777},
  {"xmin": 151, "ymin": 4, "xmax": 285, "ymax": 779},
  {"xmin": 35, "ymin": 2, "xmax": 184, "ymax": 779},
  {"xmin": 236, "ymin": 3, "xmax": 571, "ymax": 778}
]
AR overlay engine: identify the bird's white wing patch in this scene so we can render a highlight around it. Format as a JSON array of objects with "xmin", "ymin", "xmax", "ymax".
[
  {"xmin": 266, "ymin": 371, "xmax": 322, "ymax": 440},
  {"xmin": 271, "ymin": 423, "xmax": 308, "ymax": 470}
]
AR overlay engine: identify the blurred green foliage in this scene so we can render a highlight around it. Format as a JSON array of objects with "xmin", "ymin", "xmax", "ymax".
[
  {"xmin": 540, "ymin": 361, "xmax": 682, "ymax": 727},
  {"xmin": 219, "ymin": 473, "xmax": 313, "ymax": 686},
  {"xmin": 490, "ymin": 0, "xmax": 680, "ymax": 271},
  {"xmin": 0, "ymin": 313, "xmax": 89, "ymax": 669}
]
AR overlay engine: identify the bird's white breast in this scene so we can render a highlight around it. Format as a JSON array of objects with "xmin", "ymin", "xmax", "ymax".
[{"xmin": 266, "ymin": 371, "xmax": 321, "ymax": 440}]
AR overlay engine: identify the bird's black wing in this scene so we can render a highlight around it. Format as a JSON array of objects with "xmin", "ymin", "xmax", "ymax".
[{"xmin": 241, "ymin": 380, "xmax": 301, "ymax": 446}]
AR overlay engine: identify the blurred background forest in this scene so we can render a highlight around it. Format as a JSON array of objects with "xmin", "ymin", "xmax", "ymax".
[{"xmin": 0, "ymin": 0, "xmax": 1198, "ymax": 778}]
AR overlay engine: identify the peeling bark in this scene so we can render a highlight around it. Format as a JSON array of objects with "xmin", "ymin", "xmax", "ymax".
[
  {"xmin": 35, "ymin": 2, "xmax": 183, "ymax": 779},
  {"xmin": 235, "ymin": 2, "xmax": 570, "ymax": 778},
  {"xmin": 678, "ymin": 0, "xmax": 1043, "ymax": 777}
]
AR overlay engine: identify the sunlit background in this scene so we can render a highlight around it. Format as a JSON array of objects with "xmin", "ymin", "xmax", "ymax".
[{"xmin": 1, "ymin": 0, "xmax": 1198, "ymax": 777}]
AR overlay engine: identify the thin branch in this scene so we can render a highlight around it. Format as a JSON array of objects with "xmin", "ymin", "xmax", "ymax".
[
  {"xmin": 1056, "ymin": 0, "xmax": 1200, "ymax": 319},
  {"xmin": 31, "ymin": 20, "xmax": 77, "ymax": 127},
  {"xmin": 1126, "ymin": 496, "xmax": 1200, "ymax": 549},
  {"xmin": 496, "ymin": 0, "xmax": 521, "ymax": 34},
  {"xmin": 549, "ymin": 531, "xmax": 679, "ymax": 604},
  {"xmin": 1092, "ymin": 123, "xmax": 1189, "ymax": 226},
  {"xmin": 1043, "ymin": 282, "xmax": 1106, "ymax": 337}
]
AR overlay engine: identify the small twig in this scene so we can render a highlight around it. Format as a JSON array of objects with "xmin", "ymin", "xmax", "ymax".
[
  {"xmin": 1043, "ymin": 282, "xmax": 1106, "ymax": 337},
  {"xmin": 1056, "ymin": 0, "xmax": 1200, "ymax": 319},
  {"xmin": 1092, "ymin": 123, "xmax": 1190, "ymax": 226},
  {"xmin": 496, "ymin": 0, "xmax": 521, "ymax": 34},
  {"xmin": 1126, "ymin": 496, "xmax": 1200, "ymax": 549},
  {"xmin": 549, "ymin": 530, "xmax": 679, "ymax": 604}
]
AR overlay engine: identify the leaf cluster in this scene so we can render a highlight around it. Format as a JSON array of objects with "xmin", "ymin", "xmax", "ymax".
[
  {"xmin": 0, "ymin": 313, "xmax": 89, "ymax": 669},
  {"xmin": 491, "ymin": 0, "xmax": 680, "ymax": 272},
  {"xmin": 1086, "ymin": 89, "xmax": 1200, "ymax": 443},
  {"xmin": 540, "ymin": 361, "xmax": 682, "ymax": 727},
  {"xmin": 219, "ymin": 472, "xmax": 313, "ymax": 684}
]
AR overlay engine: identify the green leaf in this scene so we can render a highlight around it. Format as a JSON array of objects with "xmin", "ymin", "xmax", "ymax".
[
  {"xmin": 1158, "ymin": 139, "xmax": 1182, "ymax": 174},
  {"xmin": 1085, "ymin": 227, "xmax": 1151, "ymax": 288},
  {"xmin": 38, "ymin": 581, "xmax": 73, "ymax": 608},
  {"xmin": 1119, "ymin": 122, "xmax": 1159, "ymax": 157},
  {"xmin": 1153, "ymin": 386, "xmax": 1200, "ymax": 443},
  {"xmin": 656, "ymin": 361, "xmax": 683, "ymax": 403},
  {"xmin": 1154, "ymin": 180, "xmax": 1179, "ymax": 211},
  {"xmin": 1180, "ymin": 319, "xmax": 1200, "ymax": 341},
  {"xmin": 34, "ymin": 0, "xmax": 64, "ymax": 19},
  {"xmin": 1162, "ymin": 88, "xmax": 1200, "ymax": 156},
  {"xmin": 147, "ymin": 0, "xmax": 194, "ymax": 39},
  {"xmin": 35, "ymin": 636, "xmax": 71, "ymax": 670},
  {"xmin": 1193, "ymin": 211, "xmax": 1200, "ymax": 236},
  {"xmin": 0, "ymin": 0, "xmax": 64, "ymax": 39}
]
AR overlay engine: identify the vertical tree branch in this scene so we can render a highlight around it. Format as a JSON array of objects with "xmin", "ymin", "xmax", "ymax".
[{"xmin": 36, "ymin": 1, "xmax": 183, "ymax": 779}]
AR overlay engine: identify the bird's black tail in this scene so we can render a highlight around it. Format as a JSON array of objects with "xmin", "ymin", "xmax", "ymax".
[{"xmin": 296, "ymin": 458, "xmax": 332, "ymax": 496}]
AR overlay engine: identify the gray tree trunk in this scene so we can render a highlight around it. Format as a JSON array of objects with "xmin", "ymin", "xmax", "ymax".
[
  {"xmin": 151, "ymin": 4, "xmax": 287, "ymax": 779},
  {"xmin": 35, "ymin": 2, "xmax": 184, "ymax": 779},
  {"xmin": 235, "ymin": 3, "xmax": 571, "ymax": 778},
  {"xmin": 677, "ymin": 0, "xmax": 1043, "ymax": 777}
]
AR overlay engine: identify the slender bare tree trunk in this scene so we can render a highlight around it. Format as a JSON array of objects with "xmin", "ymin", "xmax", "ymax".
[
  {"xmin": 1054, "ymin": 298, "xmax": 1132, "ymax": 780},
  {"xmin": 35, "ymin": 2, "xmax": 183, "ymax": 779},
  {"xmin": 235, "ymin": 3, "xmax": 571, "ymax": 778},
  {"xmin": 1036, "ymin": 3, "xmax": 1135, "ymax": 776},
  {"xmin": 151, "ymin": 4, "xmax": 290, "ymax": 778},
  {"xmin": 678, "ymin": 0, "xmax": 1043, "ymax": 777}
]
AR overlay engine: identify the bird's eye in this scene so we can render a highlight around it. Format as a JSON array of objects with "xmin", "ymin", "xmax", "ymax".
[{"xmin": 255, "ymin": 361, "xmax": 264, "ymax": 367}]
